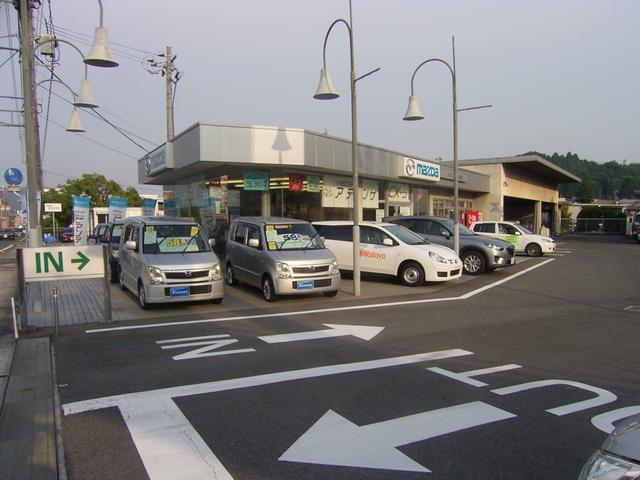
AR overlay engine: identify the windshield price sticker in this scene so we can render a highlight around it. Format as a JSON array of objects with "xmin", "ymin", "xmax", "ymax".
[{"xmin": 190, "ymin": 226, "xmax": 199, "ymax": 237}]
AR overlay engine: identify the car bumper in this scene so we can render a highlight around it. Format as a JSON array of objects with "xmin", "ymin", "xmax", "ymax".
[
  {"xmin": 274, "ymin": 275, "xmax": 341, "ymax": 295},
  {"xmin": 145, "ymin": 280, "xmax": 224, "ymax": 303},
  {"xmin": 488, "ymin": 249, "xmax": 515, "ymax": 269},
  {"xmin": 542, "ymin": 243, "xmax": 556, "ymax": 253},
  {"xmin": 425, "ymin": 262, "xmax": 463, "ymax": 282}
]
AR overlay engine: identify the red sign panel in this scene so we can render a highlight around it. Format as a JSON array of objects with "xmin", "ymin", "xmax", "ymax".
[{"xmin": 289, "ymin": 174, "xmax": 304, "ymax": 192}]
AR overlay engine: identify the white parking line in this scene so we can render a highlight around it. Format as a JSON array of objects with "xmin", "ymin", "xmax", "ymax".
[{"xmin": 86, "ymin": 259, "xmax": 554, "ymax": 334}]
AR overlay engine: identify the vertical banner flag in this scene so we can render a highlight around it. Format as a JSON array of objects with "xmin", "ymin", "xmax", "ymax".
[
  {"xmin": 108, "ymin": 196, "xmax": 128, "ymax": 222},
  {"xmin": 141, "ymin": 198, "xmax": 157, "ymax": 216},
  {"xmin": 72, "ymin": 196, "xmax": 91, "ymax": 246}
]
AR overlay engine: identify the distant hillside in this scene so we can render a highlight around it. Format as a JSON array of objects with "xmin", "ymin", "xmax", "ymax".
[{"xmin": 523, "ymin": 151, "xmax": 640, "ymax": 201}]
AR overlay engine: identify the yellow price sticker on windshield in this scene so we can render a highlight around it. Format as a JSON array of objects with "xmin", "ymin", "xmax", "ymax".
[
  {"xmin": 266, "ymin": 225, "xmax": 274, "ymax": 231},
  {"xmin": 166, "ymin": 238, "xmax": 186, "ymax": 248},
  {"xmin": 268, "ymin": 241, "xmax": 277, "ymax": 250},
  {"xmin": 190, "ymin": 227, "xmax": 199, "ymax": 236},
  {"xmin": 146, "ymin": 227, "xmax": 154, "ymax": 234}
]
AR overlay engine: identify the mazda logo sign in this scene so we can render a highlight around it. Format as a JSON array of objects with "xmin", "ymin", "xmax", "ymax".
[{"xmin": 184, "ymin": 271, "xmax": 192, "ymax": 278}]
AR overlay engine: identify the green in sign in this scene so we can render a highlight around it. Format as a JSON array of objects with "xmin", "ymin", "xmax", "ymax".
[
  {"xmin": 35, "ymin": 251, "xmax": 90, "ymax": 273},
  {"xmin": 71, "ymin": 251, "xmax": 90, "ymax": 270}
]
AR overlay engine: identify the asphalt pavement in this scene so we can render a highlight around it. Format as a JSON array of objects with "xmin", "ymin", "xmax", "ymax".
[{"xmin": 51, "ymin": 235, "xmax": 640, "ymax": 480}]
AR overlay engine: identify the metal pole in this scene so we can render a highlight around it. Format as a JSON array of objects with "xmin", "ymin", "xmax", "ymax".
[
  {"xmin": 11, "ymin": 297, "xmax": 18, "ymax": 339},
  {"xmin": 103, "ymin": 244, "xmax": 112, "ymax": 322},
  {"xmin": 16, "ymin": 248, "xmax": 27, "ymax": 327},
  {"xmin": 349, "ymin": 0, "xmax": 361, "ymax": 297},
  {"xmin": 452, "ymin": 36, "xmax": 460, "ymax": 256},
  {"xmin": 52, "ymin": 287, "xmax": 59, "ymax": 336},
  {"xmin": 165, "ymin": 46, "xmax": 175, "ymax": 143}
]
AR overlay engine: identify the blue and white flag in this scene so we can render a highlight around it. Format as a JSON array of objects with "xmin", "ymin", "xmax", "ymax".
[
  {"xmin": 72, "ymin": 196, "xmax": 91, "ymax": 246},
  {"xmin": 108, "ymin": 196, "xmax": 128, "ymax": 222},
  {"xmin": 141, "ymin": 197, "xmax": 157, "ymax": 216}
]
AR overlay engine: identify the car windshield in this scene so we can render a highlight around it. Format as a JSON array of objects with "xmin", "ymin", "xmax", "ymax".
[
  {"xmin": 111, "ymin": 225, "xmax": 122, "ymax": 242},
  {"xmin": 384, "ymin": 225, "xmax": 429, "ymax": 245},
  {"xmin": 263, "ymin": 223, "xmax": 324, "ymax": 251},
  {"xmin": 142, "ymin": 224, "xmax": 210, "ymax": 254},
  {"xmin": 516, "ymin": 224, "xmax": 532, "ymax": 234},
  {"xmin": 441, "ymin": 219, "xmax": 476, "ymax": 236}
]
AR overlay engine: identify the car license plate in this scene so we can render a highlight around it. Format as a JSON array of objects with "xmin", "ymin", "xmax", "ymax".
[
  {"xmin": 170, "ymin": 287, "xmax": 190, "ymax": 297},
  {"xmin": 297, "ymin": 280, "xmax": 314, "ymax": 290}
]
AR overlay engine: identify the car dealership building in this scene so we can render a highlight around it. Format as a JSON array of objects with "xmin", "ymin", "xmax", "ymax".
[{"xmin": 138, "ymin": 122, "xmax": 580, "ymax": 239}]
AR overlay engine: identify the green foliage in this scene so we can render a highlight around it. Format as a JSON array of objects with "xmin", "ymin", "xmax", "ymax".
[
  {"xmin": 523, "ymin": 151, "xmax": 640, "ymax": 200},
  {"xmin": 40, "ymin": 173, "xmax": 143, "ymax": 226}
]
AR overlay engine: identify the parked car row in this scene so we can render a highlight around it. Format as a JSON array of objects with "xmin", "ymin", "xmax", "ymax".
[{"xmin": 98, "ymin": 215, "xmax": 554, "ymax": 308}]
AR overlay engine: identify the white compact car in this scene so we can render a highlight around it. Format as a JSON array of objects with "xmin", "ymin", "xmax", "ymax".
[
  {"xmin": 313, "ymin": 221, "xmax": 462, "ymax": 286},
  {"xmin": 470, "ymin": 221, "xmax": 556, "ymax": 256}
]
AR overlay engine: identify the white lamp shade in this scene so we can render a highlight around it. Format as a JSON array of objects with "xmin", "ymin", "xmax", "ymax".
[
  {"xmin": 66, "ymin": 109, "xmax": 86, "ymax": 132},
  {"xmin": 403, "ymin": 95, "xmax": 425, "ymax": 121},
  {"xmin": 74, "ymin": 79, "xmax": 99, "ymax": 108},
  {"xmin": 85, "ymin": 27, "xmax": 118, "ymax": 68},
  {"xmin": 313, "ymin": 69, "xmax": 339, "ymax": 100}
]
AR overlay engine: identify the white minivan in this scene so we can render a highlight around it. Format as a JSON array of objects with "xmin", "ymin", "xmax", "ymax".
[
  {"xmin": 313, "ymin": 221, "xmax": 462, "ymax": 286},
  {"xmin": 470, "ymin": 220, "xmax": 556, "ymax": 256}
]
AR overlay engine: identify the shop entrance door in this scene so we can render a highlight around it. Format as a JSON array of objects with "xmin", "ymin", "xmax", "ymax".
[{"xmin": 387, "ymin": 204, "xmax": 412, "ymax": 217}]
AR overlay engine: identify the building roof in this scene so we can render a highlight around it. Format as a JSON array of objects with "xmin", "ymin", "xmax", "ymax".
[{"xmin": 449, "ymin": 154, "xmax": 581, "ymax": 184}]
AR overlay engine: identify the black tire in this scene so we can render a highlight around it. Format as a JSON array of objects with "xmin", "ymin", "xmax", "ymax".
[
  {"xmin": 226, "ymin": 263, "xmax": 239, "ymax": 286},
  {"xmin": 211, "ymin": 297, "xmax": 223, "ymax": 304},
  {"xmin": 110, "ymin": 262, "xmax": 119, "ymax": 283},
  {"xmin": 119, "ymin": 269, "xmax": 127, "ymax": 291},
  {"xmin": 525, "ymin": 243, "xmax": 543, "ymax": 257},
  {"xmin": 461, "ymin": 250, "xmax": 486, "ymax": 275},
  {"xmin": 399, "ymin": 261, "xmax": 424, "ymax": 286},
  {"xmin": 323, "ymin": 290, "xmax": 338, "ymax": 298},
  {"xmin": 138, "ymin": 281, "xmax": 148, "ymax": 310},
  {"xmin": 262, "ymin": 276, "xmax": 277, "ymax": 302}
]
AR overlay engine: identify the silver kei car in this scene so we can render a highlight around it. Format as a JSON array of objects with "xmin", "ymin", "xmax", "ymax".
[{"xmin": 225, "ymin": 217, "xmax": 341, "ymax": 302}]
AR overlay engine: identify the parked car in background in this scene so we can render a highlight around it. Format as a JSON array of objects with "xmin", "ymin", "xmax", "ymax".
[
  {"xmin": 313, "ymin": 221, "xmax": 462, "ymax": 286},
  {"xmin": 59, "ymin": 227, "xmax": 74, "ymax": 243},
  {"xmin": 226, "ymin": 217, "xmax": 340, "ymax": 302},
  {"xmin": 99, "ymin": 220, "xmax": 124, "ymax": 283},
  {"xmin": 470, "ymin": 220, "xmax": 556, "ymax": 256},
  {"xmin": 88, "ymin": 223, "xmax": 109, "ymax": 245},
  {"xmin": 384, "ymin": 215, "xmax": 515, "ymax": 275},
  {"xmin": 118, "ymin": 216, "xmax": 224, "ymax": 309},
  {"xmin": 0, "ymin": 229, "xmax": 15, "ymax": 240},
  {"xmin": 631, "ymin": 212, "xmax": 640, "ymax": 243},
  {"xmin": 578, "ymin": 413, "xmax": 640, "ymax": 479}
]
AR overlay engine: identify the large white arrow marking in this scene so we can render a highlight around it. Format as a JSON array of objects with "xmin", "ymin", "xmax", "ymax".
[
  {"xmin": 279, "ymin": 401, "xmax": 516, "ymax": 473},
  {"xmin": 258, "ymin": 323, "xmax": 384, "ymax": 344}
]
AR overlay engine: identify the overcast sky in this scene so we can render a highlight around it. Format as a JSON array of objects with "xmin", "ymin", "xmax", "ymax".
[{"xmin": 1, "ymin": 0, "xmax": 638, "ymax": 194}]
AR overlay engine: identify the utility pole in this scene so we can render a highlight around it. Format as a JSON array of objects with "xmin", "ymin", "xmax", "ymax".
[
  {"xmin": 165, "ymin": 46, "xmax": 175, "ymax": 143},
  {"xmin": 18, "ymin": 0, "xmax": 42, "ymax": 246}
]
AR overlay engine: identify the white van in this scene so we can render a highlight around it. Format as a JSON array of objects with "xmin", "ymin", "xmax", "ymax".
[
  {"xmin": 470, "ymin": 220, "xmax": 556, "ymax": 256},
  {"xmin": 313, "ymin": 221, "xmax": 462, "ymax": 286},
  {"xmin": 118, "ymin": 216, "xmax": 224, "ymax": 308}
]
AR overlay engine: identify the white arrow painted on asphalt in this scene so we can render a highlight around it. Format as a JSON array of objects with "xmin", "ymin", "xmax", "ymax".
[
  {"xmin": 279, "ymin": 401, "xmax": 516, "ymax": 473},
  {"xmin": 258, "ymin": 323, "xmax": 384, "ymax": 344}
]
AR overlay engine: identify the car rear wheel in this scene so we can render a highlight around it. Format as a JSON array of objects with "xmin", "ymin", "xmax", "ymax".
[
  {"xmin": 399, "ymin": 261, "xmax": 424, "ymax": 286},
  {"xmin": 525, "ymin": 243, "xmax": 542, "ymax": 257},
  {"xmin": 262, "ymin": 276, "xmax": 277, "ymax": 302},
  {"xmin": 138, "ymin": 281, "xmax": 148, "ymax": 309},
  {"xmin": 462, "ymin": 250, "xmax": 486, "ymax": 275}
]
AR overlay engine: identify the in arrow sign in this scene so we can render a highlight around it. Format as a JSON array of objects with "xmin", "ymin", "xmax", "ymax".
[
  {"xmin": 71, "ymin": 251, "xmax": 90, "ymax": 271},
  {"xmin": 279, "ymin": 401, "xmax": 516, "ymax": 473},
  {"xmin": 258, "ymin": 324, "xmax": 384, "ymax": 344}
]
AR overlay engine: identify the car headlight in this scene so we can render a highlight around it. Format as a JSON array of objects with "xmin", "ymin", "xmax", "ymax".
[
  {"xmin": 146, "ymin": 266, "xmax": 163, "ymax": 285},
  {"xmin": 330, "ymin": 260, "xmax": 340, "ymax": 275},
  {"xmin": 578, "ymin": 450, "xmax": 640, "ymax": 480},
  {"xmin": 429, "ymin": 251, "xmax": 447, "ymax": 263},
  {"xmin": 277, "ymin": 262, "xmax": 292, "ymax": 279},
  {"xmin": 541, "ymin": 238, "xmax": 554, "ymax": 243},
  {"xmin": 484, "ymin": 242, "xmax": 504, "ymax": 250},
  {"xmin": 209, "ymin": 264, "xmax": 223, "ymax": 281}
]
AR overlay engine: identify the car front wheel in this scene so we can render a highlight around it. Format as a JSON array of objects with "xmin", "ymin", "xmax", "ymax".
[
  {"xmin": 138, "ymin": 281, "xmax": 148, "ymax": 309},
  {"xmin": 399, "ymin": 261, "xmax": 424, "ymax": 286},
  {"xmin": 525, "ymin": 243, "xmax": 542, "ymax": 257},
  {"xmin": 262, "ymin": 276, "xmax": 277, "ymax": 302},
  {"xmin": 462, "ymin": 251, "xmax": 486, "ymax": 275}
]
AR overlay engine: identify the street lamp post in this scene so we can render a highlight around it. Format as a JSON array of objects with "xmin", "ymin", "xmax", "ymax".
[
  {"xmin": 403, "ymin": 37, "xmax": 491, "ymax": 256},
  {"xmin": 313, "ymin": 14, "xmax": 379, "ymax": 297}
]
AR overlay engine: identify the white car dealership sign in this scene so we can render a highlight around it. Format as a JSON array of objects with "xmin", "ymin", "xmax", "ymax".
[{"xmin": 402, "ymin": 157, "xmax": 440, "ymax": 182}]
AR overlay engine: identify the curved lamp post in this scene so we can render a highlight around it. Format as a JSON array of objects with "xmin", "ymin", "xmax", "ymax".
[
  {"xmin": 313, "ymin": 16, "xmax": 379, "ymax": 297},
  {"xmin": 36, "ymin": 37, "xmax": 99, "ymax": 108},
  {"xmin": 85, "ymin": 0, "xmax": 118, "ymax": 67},
  {"xmin": 37, "ymin": 78, "xmax": 89, "ymax": 132}
]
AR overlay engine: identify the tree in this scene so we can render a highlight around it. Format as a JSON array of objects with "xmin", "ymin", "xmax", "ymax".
[
  {"xmin": 40, "ymin": 173, "xmax": 144, "ymax": 228},
  {"xmin": 574, "ymin": 182, "xmax": 595, "ymax": 203}
]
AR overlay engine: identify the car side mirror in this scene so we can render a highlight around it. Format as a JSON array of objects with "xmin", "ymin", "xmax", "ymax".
[
  {"xmin": 248, "ymin": 238, "xmax": 260, "ymax": 248},
  {"xmin": 208, "ymin": 238, "xmax": 216, "ymax": 247},
  {"xmin": 382, "ymin": 238, "xmax": 394, "ymax": 246},
  {"xmin": 125, "ymin": 240, "xmax": 137, "ymax": 250},
  {"xmin": 443, "ymin": 231, "xmax": 451, "ymax": 239},
  {"xmin": 515, "ymin": 231, "xmax": 522, "ymax": 236}
]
